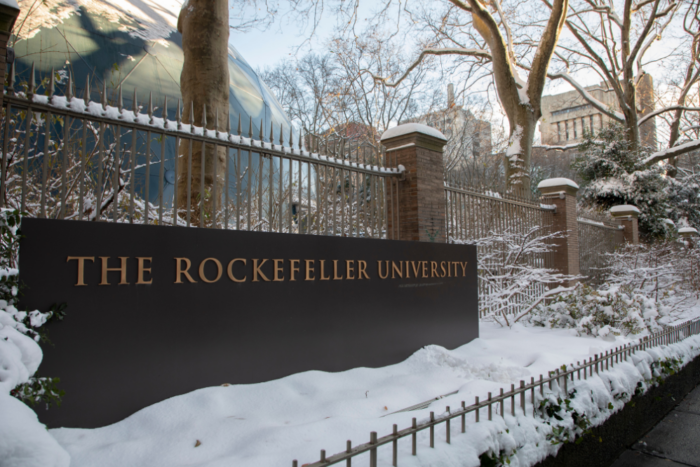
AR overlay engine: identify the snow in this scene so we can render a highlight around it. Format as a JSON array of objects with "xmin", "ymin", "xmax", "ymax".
[
  {"xmin": 47, "ymin": 316, "xmax": 700, "ymax": 467},
  {"xmin": 15, "ymin": 0, "xmax": 182, "ymax": 45},
  {"xmin": 610, "ymin": 204, "xmax": 641, "ymax": 214},
  {"xmin": 0, "ymin": 393, "xmax": 70, "ymax": 467},
  {"xmin": 679, "ymin": 227, "xmax": 698, "ymax": 234},
  {"xmin": 537, "ymin": 178, "xmax": 580, "ymax": 190},
  {"xmin": 380, "ymin": 123, "xmax": 447, "ymax": 142}
]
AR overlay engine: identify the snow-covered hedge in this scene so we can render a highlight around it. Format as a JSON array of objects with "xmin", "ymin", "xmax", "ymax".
[{"xmin": 524, "ymin": 285, "xmax": 668, "ymax": 339}]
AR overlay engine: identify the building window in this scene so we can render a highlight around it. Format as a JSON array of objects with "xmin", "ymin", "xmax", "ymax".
[
  {"xmin": 557, "ymin": 122, "xmax": 562, "ymax": 142},
  {"xmin": 590, "ymin": 115, "xmax": 594, "ymax": 133},
  {"xmin": 573, "ymin": 120, "xmax": 577, "ymax": 139},
  {"xmin": 565, "ymin": 121, "xmax": 569, "ymax": 140}
]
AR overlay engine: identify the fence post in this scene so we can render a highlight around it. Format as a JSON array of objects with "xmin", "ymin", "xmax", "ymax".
[
  {"xmin": 381, "ymin": 123, "xmax": 447, "ymax": 242},
  {"xmin": 610, "ymin": 205, "xmax": 640, "ymax": 245},
  {"xmin": 538, "ymin": 178, "xmax": 580, "ymax": 282}
]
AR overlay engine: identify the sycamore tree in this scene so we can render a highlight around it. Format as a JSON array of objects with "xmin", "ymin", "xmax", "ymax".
[
  {"xmin": 232, "ymin": 0, "xmax": 571, "ymax": 195},
  {"xmin": 546, "ymin": 0, "xmax": 700, "ymax": 168}
]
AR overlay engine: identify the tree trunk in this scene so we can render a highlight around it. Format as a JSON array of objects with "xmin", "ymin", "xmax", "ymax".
[
  {"xmin": 177, "ymin": 0, "xmax": 229, "ymax": 226},
  {"xmin": 505, "ymin": 106, "xmax": 537, "ymax": 197}
]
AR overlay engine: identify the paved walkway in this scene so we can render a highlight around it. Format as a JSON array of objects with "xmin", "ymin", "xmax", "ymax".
[{"xmin": 611, "ymin": 383, "xmax": 700, "ymax": 467}]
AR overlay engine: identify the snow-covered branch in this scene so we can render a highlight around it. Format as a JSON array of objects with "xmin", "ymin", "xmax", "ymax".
[
  {"xmin": 638, "ymin": 105, "xmax": 700, "ymax": 126},
  {"xmin": 643, "ymin": 138, "xmax": 700, "ymax": 165},
  {"xmin": 547, "ymin": 72, "xmax": 626, "ymax": 122}
]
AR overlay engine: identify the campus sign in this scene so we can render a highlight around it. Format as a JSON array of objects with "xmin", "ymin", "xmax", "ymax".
[{"xmin": 19, "ymin": 218, "xmax": 478, "ymax": 428}]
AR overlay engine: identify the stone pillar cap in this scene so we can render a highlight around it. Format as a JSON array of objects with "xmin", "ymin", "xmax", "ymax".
[
  {"xmin": 380, "ymin": 123, "xmax": 447, "ymax": 142},
  {"xmin": 679, "ymin": 227, "xmax": 698, "ymax": 237},
  {"xmin": 610, "ymin": 205, "xmax": 640, "ymax": 218},
  {"xmin": 537, "ymin": 177, "xmax": 579, "ymax": 196}
]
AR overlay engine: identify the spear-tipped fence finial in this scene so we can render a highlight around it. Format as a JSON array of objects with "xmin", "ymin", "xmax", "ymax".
[
  {"xmin": 189, "ymin": 101, "xmax": 195, "ymax": 134},
  {"xmin": 269, "ymin": 120, "xmax": 274, "ymax": 144},
  {"xmin": 259, "ymin": 118, "xmax": 264, "ymax": 141},
  {"xmin": 83, "ymin": 74, "xmax": 90, "ymax": 105},
  {"xmin": 132, "ymin": 88, "xmax": 139, "ymax": 121},
  {"xmin": 28, "ymin": 62, "xmax": 35, "ymax": 97},
  {"xmin": 202, "ymin": 104, "xmax": 207, "ymax": 134},
  {"xmin": 49, "ymin": 67, "xmax": 55, "ymax": 99},
  {"xmin": 279, "ymin": 123, "xmax": 284, "ymax": 146},
  {"xmin": 147, "ymin": 91, "xmax": 153, "ymax": 124},
  {"xmin": 162, "ymin": 96, "xmax": 168, "ymax": 126},
  {"xmin": 248, "ymin": 116, "xmax": 253, "ymax": 138},
  {"xmin": 176, "ymin": 98, "xmax": 182, "ymax": 129},
  {"xmin": 289, "ymin": 125, "xmax": 294, "ymax": 149},
  {"xmin": 101, "ymin": 80, "xmax": 107, "ymax": 110},
  {"xmin": 237, "ymin": 114, "xmax": 242, "ymax": 136},
  {"xmin": 117, "ymin": 85, "xmax": 123, "ymax": 114},
  {"xmin": 215, "ymin": 108, "xmax": 220, "ymax": 138},
  {"xmin": 66, "ymin": 71, "xmax": 73, "ymax": 101},
  {"xmin": 226, "ymin": 111, "xmax": 231, "ymax": 136}
]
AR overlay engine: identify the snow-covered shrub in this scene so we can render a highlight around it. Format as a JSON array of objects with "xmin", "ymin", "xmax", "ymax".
[
  {"xmin": 0, "ymin": 209, "xmax": 70, "ymax": 466},
  {"xmin": 525, "ymin": 285, "xmax": 667, "ymax": 338},
  {"xmin": 455, "ymin": 227, "xmax": 580, "ymax": 325},
  {"xmin": 573, "ymin": 124, "xmax": 669, "ymax": 240}
]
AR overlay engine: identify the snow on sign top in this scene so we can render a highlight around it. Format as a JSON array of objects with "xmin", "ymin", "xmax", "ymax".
[
  {"xmin": 610, "ymin": 205, "xmax": 641, "ymax": 214},
  {"xmin": 536, "ymin": 178, "xmax": 580, "ymax": 190},
  {"xmin": 380, "ymin": 123, "xmax": 447, "ymax": 142}
]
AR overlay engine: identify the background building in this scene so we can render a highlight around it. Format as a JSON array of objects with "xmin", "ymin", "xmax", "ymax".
[{"xmin": 539, "ymin": 74, "xmax": 656, "ymax": 149}]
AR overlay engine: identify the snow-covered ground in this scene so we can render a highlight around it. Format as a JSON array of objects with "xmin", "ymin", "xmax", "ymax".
[{"xmin": 48, "ymin": 313, "xmax": 700, "ymax": 467}]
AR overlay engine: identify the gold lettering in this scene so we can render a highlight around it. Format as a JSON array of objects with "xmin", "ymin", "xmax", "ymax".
[
  {"xmin": 422, "ymin": 261, "xmax": 428, "ymax": 278},
  {"xmin": 273, "ymin": 259, "xmax": 284, "ymax": 282},
  {"xmin": 431, "ymin": 261, "xmax": 438, "ymax": 278},
  {"xmin": 252, "ymin": 259, "xmax": 270, "ymax": 282},
  {"xmin": 459, "ymin": 261, "xmax": 468, "ymax": 277},
  {"xmin": 136, "ymin": 257, "xmax": 153, "ymax": 285},
  {"xmin": 175, "ymin": 258, "xmax": 197, "ymax": 283},
  {"xmin": 227, "ymin": 258, "xmax": 246, "ymax": 282},
  {"xmin": 411, "ymin": 261, "xmax": 421, "ymax": 278},
  {"xmin": 378, "ymin": 260, "xmax": 389, "ymax": 279},
  {"xmin": 199, "ymin": 258, "xmax": 222, "ymax": 283},
  {"xmin": 290, "ymin": 259, "xmax": 300, "ymax": 281},
  {"xmin": 100, "ymin": 256, "xmax": 129, "ymax": 285},
  {"xmin": 67, "ymin": 256, "xmax": 94, "ymax": 286},
  {"xmin": 358, "ymin": 260, "xmax": 370, "ymax": 279},
  {"xmin": 440, "ymin": 261, "xmax": 447, "ymax": 278},
  {"xmin": 452, "ymin": 262, "xmax": 460, "ymax": 277},
  {"xmin": 345, "ymin": 260, "xmax": 355, "ymax": 280},
  {"xmin": 333, "ymin": 260, "xmax": 344, "ymax": 280},
  {"xmin": 320, "ymin": 260, "xmax": 331, "ymax": 280},
  {"xmin": 447, "ymin": 261, "xmax": 451, "ymax": 277},
  {"xmin": 405, "ymin": 261, "xmax": 410, "ymax": 278},
  {"xmin": 391, "ymin": 261, "xmax": 403, "ymax": 279},
  {"xmin": 305, "ymin": 259, "xmax": 315, "ymax": 281}
]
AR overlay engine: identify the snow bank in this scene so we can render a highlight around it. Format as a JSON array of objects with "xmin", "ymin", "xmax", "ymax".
[
  {"xmin": 48, "ymin": 318, "xmax": 700, "ymax": 467},
  {"xmin": 0, "ymin": 393, "xmax": 70, "ymax": 467},
  {"xmin": 537, "ymin": 178, "xmax": 580, "ymax": 190},
  {"xmin": 380, "ymin": 123, "xmax": 447, "ymax": 142}
]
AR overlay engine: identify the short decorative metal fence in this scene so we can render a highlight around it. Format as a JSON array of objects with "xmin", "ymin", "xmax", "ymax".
[
  {"xmin": 0, "ymin": 64, "xmax": 401, "ymax": 238},
  {"xmin": 444, "ymin": 179, "xmax": 555, "ymax": 317},
  {"xmin": 578, "ymin": 214, "xmax": 625, "ymax": 283},
  {"xmin": 293, "ymin": 317, "xmax": 700, "ymax": 467}
]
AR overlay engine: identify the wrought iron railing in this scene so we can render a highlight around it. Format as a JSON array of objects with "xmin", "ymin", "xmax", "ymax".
[
  {"xmin": 0, "ymin": 64, "xmax": 401, "ymax": 238},
  {"xmin": 293, "ymin": 318, "xmax": 700, "ymax": 467}
]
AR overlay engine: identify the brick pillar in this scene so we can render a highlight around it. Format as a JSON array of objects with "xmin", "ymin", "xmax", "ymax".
[
  {"xmin": 610, "ymin": 205, "xmax": 640, "ymax": 244},
  {"xmin": 538, "ymin": 178, "xmax": 580, "ymax": 281},
  {"xmin": 0, "ymin": 1, "xmax": 19, "ymax": 110},
  {"xmin": 381, "ymin": 123, "xmax": 447, "ymax": 242}
]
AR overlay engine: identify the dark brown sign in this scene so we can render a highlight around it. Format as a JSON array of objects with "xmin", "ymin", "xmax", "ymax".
[{"xmin": 19, "ymin": 218, "xmax": 478, "ymax": 428}]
